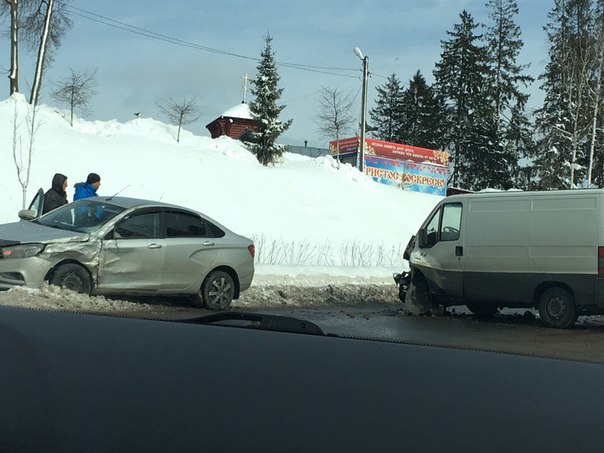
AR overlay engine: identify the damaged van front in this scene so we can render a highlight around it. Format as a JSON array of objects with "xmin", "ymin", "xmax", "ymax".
[
  {"xmin": 395, "ymin": 200, "xmax": 464, "ymax": 316},
  {"xmin": 395, "ymin": 189, "xmax": 604, "ymax": 328}
]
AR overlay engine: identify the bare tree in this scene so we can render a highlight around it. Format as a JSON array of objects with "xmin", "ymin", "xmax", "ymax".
[
  {"xmin": 157, "ymin": 96, "xmax": 201, "ymax": 143},
  {"xmin": 29, "ymin": 0, "xmax": 53, "ymax": 105},
  {"xmin": 21, "ymin": 0, "xmax": 72, "ymax": 105},
  {"xmin": 50, "ymin": 68, "xmax": 96, "ymax": 126},
  {"xmin": 587, "ymin": 4, "xmax": 604, "ymax": 186},
  {"xmin": 1, "ymin": 0, "xmax": 71, "ymax": 100},
  {"xmin": 2, "ymin": 0, "xmax": 20, "ymax": 94},
  {"xmin": 11, "ymin": 96, "xmax": 42, "ymax": 208},
  {"xmin": 314, "ymin": 86, "xmax": 355, "ymax": 166}
]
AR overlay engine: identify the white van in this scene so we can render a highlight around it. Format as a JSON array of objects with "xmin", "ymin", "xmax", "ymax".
[{"xmin": 397, "ymin": 189, "xmax": 604, "ymax": 328}]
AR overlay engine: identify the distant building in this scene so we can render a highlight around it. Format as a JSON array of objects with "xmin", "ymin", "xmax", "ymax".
[
  {"xmin": 287, "ymin": 144, "xmax": 329, "ymax": 158},
  {"xmin": 205, "ymin": 103, "xmax": 260, "ymax": 140}
]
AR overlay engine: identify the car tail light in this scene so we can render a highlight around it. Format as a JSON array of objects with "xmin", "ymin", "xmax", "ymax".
[
  {"xmin": 248, "ymin": 244, "xmax": 255, "ymax": 258},
  {"xmin": 598, "ymin": 247, "xmax": 604, "ymax": 277}
]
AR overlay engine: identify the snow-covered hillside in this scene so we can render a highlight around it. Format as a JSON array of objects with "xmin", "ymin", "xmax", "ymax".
[{"xmin": 0, "ymin": 94, "xmax": 441, "ymax": 277}]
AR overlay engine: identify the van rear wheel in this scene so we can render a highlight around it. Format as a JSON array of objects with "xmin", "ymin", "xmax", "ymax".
[{"xmin": 538, "ymin": 287, "xmax": 578, "ymax": 329}]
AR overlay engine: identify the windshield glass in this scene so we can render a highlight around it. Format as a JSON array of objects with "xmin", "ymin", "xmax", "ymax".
[{"xmin": 36, "ymin": 199, "xmax": 126, "ymax": 234}]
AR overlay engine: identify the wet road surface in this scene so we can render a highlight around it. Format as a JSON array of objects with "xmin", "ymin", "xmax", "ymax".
[{"xmin": 130, "ymin": 301, "xmax": 604, "ymax": 364}]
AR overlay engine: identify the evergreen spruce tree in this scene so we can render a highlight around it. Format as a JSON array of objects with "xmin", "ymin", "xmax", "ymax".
[
  {"xmin": 399, "ymin": 70, "xmax": 448, "ymax": 150},
  {"xmin": 585, "ymin": 0, "xmax": 604, "ymax": 186},
  {"xmin": 485, "ymin": 0, "xmax": 533, "ymax": 126},
  {"xmin": 534, "ymin": 0, "xmax": 595, "ymax": 188},
  {"xmin": 369, "ymin": 74, "xmax": 404, "ymax": 142},
  {"xmin": 534, "ymin": 1, "xmax": 572, "ymax": 188},
  {"xmin": 433, "ymin": 10, "xmax": 496, "ymax": 190},
  {"xmin": 247, "ymin": 34, "xmax": 292, "ymax": 166},
  {"xmin": 506, "ymin": 103, "xmax": 538, "ymax": 188},
  {"xmin": 484, "ymin": 0, "xmax": 534, "ymax": 189}
]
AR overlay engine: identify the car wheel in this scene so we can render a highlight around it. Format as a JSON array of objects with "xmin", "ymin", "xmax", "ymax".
[
  {"xmin": 467, "ymin": 303, "xmax": 498, "ymax": 319},
  {"xmin": 199, "ymin": 271, "xmax": 235, "ymax": 311},
  {"xmin": 538, "ymin": 287, "xmax": 578, "ymax": 329},
  {"xmin": 49, "ymin": 264, "xmax": 92, "ymax": 295}
]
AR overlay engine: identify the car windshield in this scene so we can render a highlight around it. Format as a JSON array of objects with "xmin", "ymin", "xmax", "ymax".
[{"xmin": 36, "ymin": 199, "xmax": 126, "ymax": 234}]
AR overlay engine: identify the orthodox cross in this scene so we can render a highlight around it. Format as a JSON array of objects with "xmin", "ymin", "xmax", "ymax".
[{"xmin": 242, "ymin": 73, "xmax": 251, "ymax": 103}]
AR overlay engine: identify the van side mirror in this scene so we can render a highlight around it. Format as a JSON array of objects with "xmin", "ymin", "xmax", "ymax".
[
  {"xmin": 418, "ymin": 229, "xmax": 428, "ymax": 248},
  {"xmin": 418, "ymin": 228, "xmax": 437, "ymax": 248}
]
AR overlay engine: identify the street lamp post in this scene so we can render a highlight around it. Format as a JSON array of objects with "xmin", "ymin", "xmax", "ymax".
[{"xmin": 354, "ymin": 47, "xmax": 368, "ymax": 173}]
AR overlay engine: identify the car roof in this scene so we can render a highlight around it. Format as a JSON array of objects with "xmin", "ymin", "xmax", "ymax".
[
  {"xmin": 93, "ymin": 196, "xmax": 235, "ymax": 235},
  {"xmin": 92, "ymin": 196, "xmax": 186, "ymax": 210}
]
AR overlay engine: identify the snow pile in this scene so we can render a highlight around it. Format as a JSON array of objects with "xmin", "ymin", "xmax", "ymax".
[
  {"xmin": 0, "ymin": 94, "xmax": 441, "ymax": 282},
  {"xmin": 0, "ymin": 282, "xmax": 400, "ymax": 312},
  {"xmin": 0, "ymin": 285, "xmax": 154, "ymax": 312}
]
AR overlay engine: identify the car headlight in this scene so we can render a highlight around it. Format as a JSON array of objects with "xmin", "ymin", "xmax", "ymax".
[{"xmin": 0, "ymin": 243, "xmax": 45, "ymax": 259}]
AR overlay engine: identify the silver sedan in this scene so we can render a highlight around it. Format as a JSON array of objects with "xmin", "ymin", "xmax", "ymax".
[{"xmin": 0, "ymin": 197, "xmax": 255, "ymax": 310}]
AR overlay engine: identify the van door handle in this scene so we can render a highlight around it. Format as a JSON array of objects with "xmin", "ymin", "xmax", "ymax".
[
  {"xmin": 455, "ymin": 246, "xmax": 463, "ymax": 257},
  {"xmin": 147, "ymin": 243, "xmax": 163, "ymax": 249}
]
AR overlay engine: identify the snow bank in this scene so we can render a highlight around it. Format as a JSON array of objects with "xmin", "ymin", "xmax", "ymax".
[{"xmin": 0, "ymin": 94, "xmax": 441, "ymax": 274}]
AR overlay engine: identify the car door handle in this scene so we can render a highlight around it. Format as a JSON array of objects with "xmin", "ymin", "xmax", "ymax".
[
  {"xmin": 202, "ymin": 241, "xmax": 215, "ymax": 247},
  {"xmin": 147, "ymin": 243, "xmax": 163, "ymax": 249}
]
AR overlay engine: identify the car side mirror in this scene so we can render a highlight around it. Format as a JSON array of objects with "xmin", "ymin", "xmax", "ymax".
[{"xmin": 18, "ymin": 209, "xmax": 37, "ymax": 221}]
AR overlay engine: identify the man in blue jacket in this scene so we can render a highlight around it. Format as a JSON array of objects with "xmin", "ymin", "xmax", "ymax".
[{"xmin": 74, "ymin": 173, "xmax": 101, "ymax": 201}]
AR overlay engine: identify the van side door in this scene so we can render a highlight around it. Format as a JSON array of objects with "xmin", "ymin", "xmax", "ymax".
[{"xmin": 413, "ymin": 202, "xmax": 464, "ymax": 298}]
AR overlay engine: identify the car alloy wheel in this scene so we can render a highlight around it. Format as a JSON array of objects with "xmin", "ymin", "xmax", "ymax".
[{"xmin": 202, "ymin": 271, "xmax": 235, "ymax": 310}]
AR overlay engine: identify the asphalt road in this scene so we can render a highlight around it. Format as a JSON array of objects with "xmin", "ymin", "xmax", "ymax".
[
  {"xmin": 252, "ymin": 305, "xmax": 604, "ymax": 364},
  {"xmin": 136, "ymin": 302, "xmax": 604, "ymax": 365}
]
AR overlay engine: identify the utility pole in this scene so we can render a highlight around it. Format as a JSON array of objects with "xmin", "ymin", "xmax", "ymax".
[{"xmin": 354, "ymin": 47, "xmax": 368, "ymax": 173}]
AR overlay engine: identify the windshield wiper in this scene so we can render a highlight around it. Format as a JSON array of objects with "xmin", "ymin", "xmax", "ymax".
[{"xmin": 179, "ymin": 311, "xmax": 327, "ymax": 336}]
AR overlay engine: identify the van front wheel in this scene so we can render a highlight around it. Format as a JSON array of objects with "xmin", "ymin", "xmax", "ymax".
[
  {"xmin": 538, "ymin": 287, "xmax": 578, "ymax": 329},
  {"xmin": 405, "ymin": 278, "xmax": 432, "ymax": 316}
]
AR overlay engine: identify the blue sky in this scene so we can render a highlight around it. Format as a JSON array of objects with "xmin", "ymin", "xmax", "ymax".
[{"xmin": 2, "ymin": 0, "xmax": 552, "ymax": 147}]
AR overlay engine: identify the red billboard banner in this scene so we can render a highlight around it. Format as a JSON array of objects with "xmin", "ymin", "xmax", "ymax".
[
  {"xmin": 328, "ymin": 137, "xmax": 359, "ymax": 155},
  {"xmin": 365, "ymin": 138, "xmax": 448, "ymax": 166},
  {"xmin": 329, "ymin": 137, "xmax": 448, "ymax": 167}
]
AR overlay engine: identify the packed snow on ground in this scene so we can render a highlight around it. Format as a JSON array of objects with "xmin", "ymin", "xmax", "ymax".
[{"xmin": 0, "ymin": 94, "xmax": 441, "ymax": 311}]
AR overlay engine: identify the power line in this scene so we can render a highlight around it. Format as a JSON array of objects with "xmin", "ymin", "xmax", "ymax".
[{"xmin": 67, "ymin": 5, "xmax": 359, "ymax": 78}]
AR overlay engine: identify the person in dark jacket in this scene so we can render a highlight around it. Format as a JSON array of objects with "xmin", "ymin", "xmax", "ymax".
[
  {"xmin": 42, "ymin": 173, "xmax": 69, "ymax": 214},
  {"xmin": 74, "ymin": 173, "xmax": 101, "ymax": 201}
]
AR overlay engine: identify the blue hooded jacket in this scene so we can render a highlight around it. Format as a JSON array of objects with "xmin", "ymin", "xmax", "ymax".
[{"xmin": 74, "ymin": 182, "xmax": 98, "ymax": 201}]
